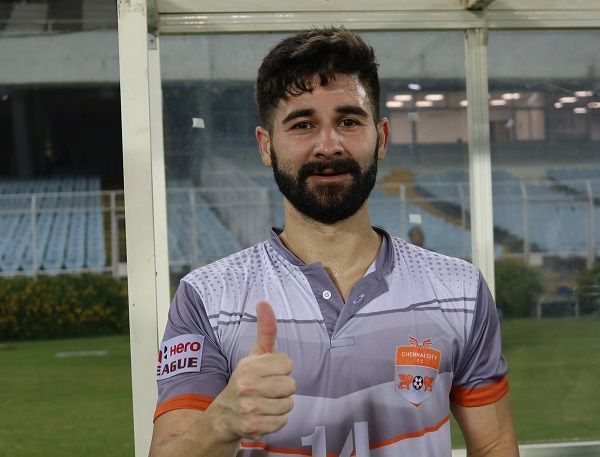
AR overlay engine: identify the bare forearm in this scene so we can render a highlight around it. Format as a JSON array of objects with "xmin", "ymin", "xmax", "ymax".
[
  {"xmin": 151, "ymin": 438, "xmax": 238, "ymax": 457},
  {"xmin": 466, "ymin": 440, "xmax": 519, "ymax": 457},
  {"xmin": 453, "ymin": 396, "xmax": 519, "ymax": 457},
  {"xmin": 466, "ymin": 426, "xmax": 519, "ymax": 457},
  {"xmin": 149, "ymin": 410, "xmax": 240, "ymax": 457}
]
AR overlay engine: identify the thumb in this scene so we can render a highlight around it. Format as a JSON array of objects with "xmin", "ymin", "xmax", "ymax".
[{"xmin": 250, "ymin": 301, "xmax": 277, "ymax": 355}]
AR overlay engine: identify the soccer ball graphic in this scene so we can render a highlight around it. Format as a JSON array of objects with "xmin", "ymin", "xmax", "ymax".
[{"xmin": 412, "ymin": 376, "xmax": 424, "ymax": 390}]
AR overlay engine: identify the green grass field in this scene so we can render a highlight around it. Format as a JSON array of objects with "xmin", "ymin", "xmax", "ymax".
[
  {"xmin": 451, "ymin": 318, "xmax": 600, "ymax": 448},
  {"xmin": 1, "ymin": 319, "xmax": 599, "ymax": 456},
  {"xmin": 0, "ymin": 336, "xmax": 134, "ymax": 457}
]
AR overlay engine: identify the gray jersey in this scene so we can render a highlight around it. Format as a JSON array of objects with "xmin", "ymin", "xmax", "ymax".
[{"xmin": 155, "ymin": 228, "xmax": 508, "ymax": 456}]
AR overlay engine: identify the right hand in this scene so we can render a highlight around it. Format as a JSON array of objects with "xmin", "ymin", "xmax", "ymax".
[{"xmin": 207, "ymin": 301, "xmax": 296, "ymax": 442}]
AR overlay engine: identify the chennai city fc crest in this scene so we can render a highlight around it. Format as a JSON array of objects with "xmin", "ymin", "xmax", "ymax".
[{"xmin": 394, "ymin": 336, "xmax": 441, "ymax": 405}]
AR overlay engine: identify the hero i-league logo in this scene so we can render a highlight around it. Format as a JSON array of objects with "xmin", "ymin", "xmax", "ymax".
[
  {"xmin": 394, "ymin": 336, "xmax": 441, "ymax": 405},
  {"xmin": 156, "ymin": 334, "xmax": 204, "ymax": 380}
]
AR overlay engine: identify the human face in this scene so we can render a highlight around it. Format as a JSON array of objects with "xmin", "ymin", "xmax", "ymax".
[{"xmin": 256, "ymin": 74, "xmax": 389, "ymax": 224}]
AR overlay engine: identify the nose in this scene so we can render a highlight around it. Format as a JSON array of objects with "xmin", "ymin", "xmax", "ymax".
[{"xmin": 314, "ymin": 126, "xmax": 344, "ymax": 158}]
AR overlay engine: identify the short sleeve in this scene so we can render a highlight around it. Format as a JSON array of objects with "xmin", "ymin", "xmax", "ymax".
[
  {"xmin": 450, "ymin": 274, "xmax": 509, "ymax": 407},
  {"xmin": 154, "ymin": 281, "xmax": 229, "ymax": 421}
]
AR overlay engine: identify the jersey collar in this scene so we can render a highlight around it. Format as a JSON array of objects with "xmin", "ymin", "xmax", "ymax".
[{"xmin": 267, "ymin": 226, "xmax": 394, "ymax": 279}]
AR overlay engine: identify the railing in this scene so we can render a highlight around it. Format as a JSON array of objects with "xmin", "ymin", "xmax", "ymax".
[
  {"xmin": 0, "ymin": 179, "xmax": 598, "ymax": 277},
  {"xmin": 0, "ymin": 189, "xmax": 124, "ymax": 277},
  {"xmin": 376, "ymin": 178, "xmax": 600, "ymax": 266}
]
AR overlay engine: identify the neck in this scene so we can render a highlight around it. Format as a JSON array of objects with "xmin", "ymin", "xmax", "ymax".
[{"xmin": 279, "ymin": 201, "xmax": 382, "ymax": 299}]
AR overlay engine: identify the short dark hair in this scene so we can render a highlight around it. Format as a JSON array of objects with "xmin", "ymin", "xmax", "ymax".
[{"xmin": 256, "ymin": 27, "xmax": 380, "ymax": 130}]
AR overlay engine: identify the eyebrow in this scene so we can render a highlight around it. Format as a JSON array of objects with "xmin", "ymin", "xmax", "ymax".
[
  {"xmin": 281, "ymin": 108, "xmax": 315, "ymax": 124},
  {"xmin": 335, "ymin": 105, "xmax": 370, "ymax": 118},
  {"xmin": 281, "ymin": 105, "xmax": 370, "ymax": 125}
]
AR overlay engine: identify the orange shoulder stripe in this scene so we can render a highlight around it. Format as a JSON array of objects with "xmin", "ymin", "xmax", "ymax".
[
  {"xmin": 450, "ymin": 376, "xmax": 509, "ymax": 407},
  {"xmin": 153, "ymin": 393, "xmax": 214, "ymax": 422}
]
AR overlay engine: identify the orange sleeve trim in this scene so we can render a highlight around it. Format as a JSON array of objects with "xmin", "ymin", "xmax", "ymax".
[
  {"xmin": 240, "ymin": 415, "xmax": 450, "ymax": 455},
  {"xmin": 153, "ymin": 393, "xmax": 214, "ymax": 422},
  {"xmin": 450, "ymin": 376, "xmax": 509, "ymax": 407}
]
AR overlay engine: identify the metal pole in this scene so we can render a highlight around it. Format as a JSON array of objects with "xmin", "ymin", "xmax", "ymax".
[
  {"xmin": 148, "ymin": 33, "xmax": 172, "ymax": 336},
  {"xmin": 31, "ymin": 194, "xmax": 37, "ymax": 278},
  {"xmin": 117, "ymin": 1, "xmax": 161, "ymax": 454},
  {"xmin": 465, "ymin": 28, "xmax": 495, "ymax": 295},
  {"xmin": 458, "ymin": 182, "xmax": 467, "ymax": 258},
  {"xmin": 586, "ymin": 180, "xmax": 595, "ymax": 270},
  {"xmin": 521, "ymin": 182, "xmax": 530, "ymax": 265},
  {"xmin": 110, "ymin": 191, "xmax": 119, "ymax": 278},
  {"xmin": 189, "ymin": 188, "xmax": 199, "ymax": 266},
  {"xmin": 399, "ymin": 183, "xmax": 406, "ymax": 238}
]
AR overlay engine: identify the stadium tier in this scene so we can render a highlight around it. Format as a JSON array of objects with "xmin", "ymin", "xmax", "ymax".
[
  {"xmin": 414, "ymin": 169, "xmax": 600, "ymax": 255},
  {"xmin": 251, "ymin": 176, "xmax": 478, "ymax": 258},
  {"xmin": 2, "ymin": 167, "xmax": 598, "ymax": 276},
  {"xmin": 250, "ymin": 168, "xmax": 600, "ymax": 259},
  {"xmin": 369, "ymin": 187, "xmax": 474, "ymax": 258},
  {"xmin": 166, "ymin": 180, "xmax": 243, "ymax": 268},
  {"xmin": 0, "ymin": 177, "xmax": 106, "ymax": 275},
  {"xmin": 3, "ymin": 1, "xmax": 48, "ymax": 33}
]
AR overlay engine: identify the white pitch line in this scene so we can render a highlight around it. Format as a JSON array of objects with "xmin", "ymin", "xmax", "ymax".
[
  {"xmin": 453, "ymin": 441, "xmax": 600, "ymax": 457},
  {"xmin": 520, "ymin": 441, "xmax": 600, "ymax": 449},
  {"xmin": 55, "ymin": 350, "xmax": 108, "ymax": 358}
]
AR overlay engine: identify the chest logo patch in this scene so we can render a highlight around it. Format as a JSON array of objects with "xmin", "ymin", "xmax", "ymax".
[{"xmin": 394, "ymin": 336, "xmax": 441, "ymax": 405}]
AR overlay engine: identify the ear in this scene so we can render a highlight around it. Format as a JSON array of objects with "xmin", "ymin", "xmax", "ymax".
[
  {"xmin": 256, "ymin": 126, "xmax": 272, "ymax": 167},
  {"xmin": 376, "ymin": 117, "xmax": 390, "ymax": 161}
]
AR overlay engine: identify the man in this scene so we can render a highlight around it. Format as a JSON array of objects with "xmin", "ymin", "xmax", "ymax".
[
  {"xmin": 408, "ymin": 226, "xmax": 425, "ymax": 248},
  {"xmin": 150, "ymin": 28, "xmax": 519, "ymax": 457}
]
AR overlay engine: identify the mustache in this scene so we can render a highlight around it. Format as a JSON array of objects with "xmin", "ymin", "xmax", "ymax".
[{"xmin": 298, "ymin": 159, "xmax": 361, "ymax": 181}]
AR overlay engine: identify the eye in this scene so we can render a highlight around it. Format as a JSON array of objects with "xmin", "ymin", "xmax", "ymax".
[
  {"xmin": 292, "ymin": 121, "xmax": 312, "ymax": 130},
  {"xmin": 340, "ymin": 118, "xmax": 360, "ymax": 127}
]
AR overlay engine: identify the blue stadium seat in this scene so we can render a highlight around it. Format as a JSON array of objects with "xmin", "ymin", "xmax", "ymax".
[
  {"xmin": 0, "ymin": 176, "xmax": 106, "ymax": 274},
  {"xmin": 413, "ymin": 169, "xmax": 595, "ymax": 255},
  {"xmin": 85, "ymin": 177, "xmax": 106, "ymax": 270},
  {"xmin": 166, "ymin": 180, "xmax": 243, "ymax": 268}
]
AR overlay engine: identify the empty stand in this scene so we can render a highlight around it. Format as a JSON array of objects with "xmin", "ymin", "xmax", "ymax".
[
  {"xmin": 0, "ymin": 2, "xmax": 14, "ymax": 31},
  {"xmin": 200, "ymin": 157, "xmax": 271, "ymax": 247},
  {"xmin": 413, "ymin": 169, "xmax": 598, "ymax": 257},
  {"xmin": 47, "ymin": 0, "xmax": 82, "ymax": 32},
  {"xmin": 0, "ymin": 177, "xmax": 106, "ymax": 275},
  {"xmin": 4, "ymin": 1, "xmax": 48, "ymax": 33},
  {"xmin": 166, "ymin": 180, "xmax": 243, "ymax": 268},
  {"xmin": 2, "ymin": 168, "xmax": 597, "ymax": 276},
  {"xmin": 81, "ymin": 0, "xmax": 115, "ymax": 30}
]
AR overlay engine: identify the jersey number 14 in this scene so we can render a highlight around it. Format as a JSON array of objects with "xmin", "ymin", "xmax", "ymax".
[{"xmin": 301, "ymin": 422, "xmax": 369, "ymax": 457}]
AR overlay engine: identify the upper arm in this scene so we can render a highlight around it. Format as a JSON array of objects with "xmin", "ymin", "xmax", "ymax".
[
  {"xmin": 155, "ymin": 282, "xmax": 228, "ymax": 421},
  {"xmin": 451, "ymin": 395, "xmax": 519, "ymax": 456},
  {"xmin": 450, "ymin": 273, "xmax": 518, "ymax": 455}
]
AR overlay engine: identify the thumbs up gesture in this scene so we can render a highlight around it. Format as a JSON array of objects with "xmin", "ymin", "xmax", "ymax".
[
  {"xmin": 251, "ymin": 301, "xmax": 279, "ymax": 355},
  {"xmin": 206, "ymin": 301, "xmax": 296, "ymax": 443}
]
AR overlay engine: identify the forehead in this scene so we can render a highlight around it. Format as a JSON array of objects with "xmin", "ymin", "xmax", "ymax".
[{"xmin": 274, "ymin": 73, "xmax": 372, "ymax": 119}]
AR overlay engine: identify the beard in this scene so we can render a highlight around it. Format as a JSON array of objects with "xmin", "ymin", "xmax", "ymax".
[{"xmin": 270, "ymin": 141, "xmax": 379, "ymax": 225}]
